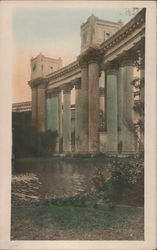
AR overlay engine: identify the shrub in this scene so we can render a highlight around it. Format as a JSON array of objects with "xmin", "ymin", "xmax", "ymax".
[
  {"xmin": 13, "ymin": 124, "xmax": 58, "ymax": 158},
  {"xmin": 110, "ymin": 156, "xmax": 144, "ymax": 202}
]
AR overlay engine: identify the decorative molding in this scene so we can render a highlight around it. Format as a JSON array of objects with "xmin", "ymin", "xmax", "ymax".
[
  {"xmin": 28, "ymin": 77, "xmax": 48, "ymax": 89},
  {"xmin": 47, "ymin": 61, "xmax": 80, "ymax": 81},
  {"xmin": 100, "ymin": 9, "xmax": 145, "ymax": 51},
  {"xmin": 12, "ymin": 101, "xmax": 32, "ymax": 112},
  {"xmin": 78, "ymin": 47, "xmax": 104, "ymax": 67}
]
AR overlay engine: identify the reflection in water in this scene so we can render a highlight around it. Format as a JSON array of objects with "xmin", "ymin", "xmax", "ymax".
[{"xmin": 14, "ymin": 158, "xmax": 111, "ymax": 199}]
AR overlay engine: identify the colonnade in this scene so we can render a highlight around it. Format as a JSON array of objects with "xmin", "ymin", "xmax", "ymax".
[{"xmin": 30, "ymin": 50, "xmax": 140, "ymax": 155}]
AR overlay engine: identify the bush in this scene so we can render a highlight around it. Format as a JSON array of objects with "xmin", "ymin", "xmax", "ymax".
[
  {"xmin": 110, "ymin": 156, "xmax": 144, "ymax": 202},
  {"xmin": 13, "ymin": 124, "xmax": 58, "ymax": 158},
  {"xmin": 90, "ymin": 156, "xmax": 144, "ymax": 205}
]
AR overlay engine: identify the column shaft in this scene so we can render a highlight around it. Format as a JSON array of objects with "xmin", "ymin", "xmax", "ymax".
[
  {"xmin": 79, "ymin": 66, "xmax": 88, "ymax": 152},
  {"xmin": 99, "ymin": 78, "xmax": 106, "ymax": 152},
  {"xmin": 58, "ymin": 90, "xmax": 63, "ymax": 153},
  {"xmin": 118, "ymin": 64, "xmax": 136, "ymax": 154},
  {"xmin": 37, "ymin": 86, "xmax": 46, "ymax": 132},
  {"xmin": 63, "ymin": 86, "xmax": 72, "ymax": 153},
  {"xmin": 88, "ymin": 62, "xmax": 99, "ymax": 152},
  {"xmin": 75, "ymin": 79, "xmax": 82, "ymax": 152},
  {"xmin": 32, "ymin": 87, "xmax": 37, "ymax": 127},
  {"xmin": 106, "ymin": 69, "xmax": 118, "ymax": 153}
]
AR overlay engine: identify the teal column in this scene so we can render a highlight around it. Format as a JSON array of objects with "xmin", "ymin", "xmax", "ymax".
[
  {"xmin": 63, "ymin": 85, "xmax": 72, "ymax": 153},
  {"xmin": 58, "ymin": 90, "xmax": 63, "ymax": 153},
  {"xmin": 46, "ymin": 92, "xmax": 51, "ymax": 130},
  {"xmin": 106, "ymin": 69, "xmax": 118, "ymax": 153},
  {"xmin": 118, "ymin": 62, "xmax": 136, "ymax": 154},
  {"xmin": 74, "ymin": 78, "xmax": 82, "ymax": 152},
  {"xmin": 88, "ymin": 61, "xmax": 99, "ymax": 153},
  {"xmin": 46, "ymin": 88, "xmax": 60, "ymax": 152},
  {"xmin": 79, "ymin": 64, "xmax": 88, "ymax": 152},
  {"xmin": 37, "ymin": 83, "xmax": 46, "ymax": 132},
  {"xmin": 117, "ymin": 66, "xmax": 125, "ymax": 153}
]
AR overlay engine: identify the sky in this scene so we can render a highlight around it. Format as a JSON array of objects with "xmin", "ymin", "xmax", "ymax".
[{"xmin": 12, "ymin": 6, "xmax": 134, "ymax": 103}]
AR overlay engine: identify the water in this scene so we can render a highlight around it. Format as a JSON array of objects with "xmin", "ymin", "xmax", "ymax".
[{"xmin": 13, "ymin": 158, "xmax": 112, "ymax": 200}]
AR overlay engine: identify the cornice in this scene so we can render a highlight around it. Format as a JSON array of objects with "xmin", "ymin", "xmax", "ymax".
[
  {"xmin": 47, "ymin": 61, "xmax": 80, "ymax": 81},
  {"xmin": 100, "ymin": 9, "xmax": 145, "ymax": 52}
]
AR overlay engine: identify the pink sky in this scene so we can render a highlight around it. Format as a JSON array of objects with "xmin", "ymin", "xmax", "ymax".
[
  {"xmin": 12, "ymin": 47, "xmax": 77, "ymax": 103},
  {"xmin": 13, "ymin": 48, "xmax": 32, "ymax": 103},
  {"xmin": 12, "ymin": 7, "xmax": 133, "ymax": 104}
]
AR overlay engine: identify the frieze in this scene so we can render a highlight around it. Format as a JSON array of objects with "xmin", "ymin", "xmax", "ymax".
[
  {"xmin": 47, "ymin": 61, "xmax": 80, "ymax": 81},
  {"xmin": 100, "ymin": 9, "xmax": 145, "ymax": 51}
]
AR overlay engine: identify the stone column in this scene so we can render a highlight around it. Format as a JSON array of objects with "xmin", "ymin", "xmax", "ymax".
[
  {"xmin": 74, "ymin": 78, "xmax": 82, "ymax": 152},
  {"xmin": 118, "ymin": 60, "xmax": 136, "ymax": 154},
  {"xmin": 50, "ymin": 88, "xmax": 60, "ymax": 152},
  {"xmin": 31, "ymin": 87, "xmax": 37, "ymax": 127},
  {"xmin": 88, "ymin": 60, "xmax": 100, "ymax": 153},
  {"xmin": 79, "ymin": 63, "xmax": 89, "ymax": 152},
  {"xmin": 99, "ymin": 86, "xmax": 105, "ymax": 129},
  {"xmin": 62, "ymin": 84, "xmax": 72, "ymax": 153},
  {"xmin": 77, "ymin": 47, "xmax": 104, "ymax": 153},
  {"xmin": 58, "ymin": 89, "xmax": 63, "ymax": 153},
  {"xmin": 46, "ymin": 91, "xmax": 52, "ymax": 130},
  {"xmin": 117, "ymin": 65, "xmax": 125, "ymax": 153},
  {"xmin": 106, "ymin": 68, "xmax": 118, "ymax": 153},
  {"xmin": 37, "ymin": 80, "xmax": 47, "ymax": 132}
]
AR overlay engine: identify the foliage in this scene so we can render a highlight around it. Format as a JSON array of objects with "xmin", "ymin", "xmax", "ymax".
[
  {"xmin": 13, "ymin": 124, "xmax": 58, "ymax": 158},
  {"xmin": 110, "ymin": 156, "xmax": 144, "ymax": 202}
]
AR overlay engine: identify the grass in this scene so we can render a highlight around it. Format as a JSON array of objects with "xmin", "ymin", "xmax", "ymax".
[
  {"xmin": 15, "ymin": 204, "xmax": 132, "ymax": 230},
  {"xmin": 11, "ymin": 155, "xmax": 144, "ymax": 240},
  {"xmin": 12, "ymin": 202, "xmax": 144, "ymax": 240}
]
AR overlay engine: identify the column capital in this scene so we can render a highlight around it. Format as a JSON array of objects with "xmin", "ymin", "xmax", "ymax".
[
  {"xmin": 77, "ymin": 47, "xmax": 104, "ymax": 67},
  {"xmin": 118, "ymin": 56, "xmax": 134, "ymax": 67},
  {"xmin": 72, "ymin": 78, "xmax": 81, "ymax": 89},
  {"xmin": 103, "ymin": 61, "xmax": 119, "ymax": 72},
  {"xmin": 107, "ymin": 68, "xmax": 118, "ymax": 75},
  {"xmin": 62, "ymin": 83, "xmax": 73, "ymax": 94},
  {"xmin": 28, "ymin": 77, "xmax": 48, "ymax": 89},
  {"xmin": 51, "ymin": 87, "xmax": 61, "ymax": 97},
  {"xmin": 46, "ymin": 87, "xmax": 61, "ymax": 98}
]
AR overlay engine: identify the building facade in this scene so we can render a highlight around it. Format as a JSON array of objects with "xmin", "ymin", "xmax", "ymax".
[{"xmin": 28, "ymin": 9, "xmax": 145, "ymax": 155}]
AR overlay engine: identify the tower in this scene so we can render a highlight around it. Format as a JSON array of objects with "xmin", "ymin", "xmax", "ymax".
[
  {"xmin": 30, "ymin": 53, "xmax": 63, "ymax": 80},
  {"xmin": 80, "ymin": 14, "xmax": 123, "ymax": 53}
]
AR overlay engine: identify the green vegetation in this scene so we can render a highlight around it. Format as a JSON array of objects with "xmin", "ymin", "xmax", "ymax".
[
  {"xmin": 15, "ymin": 203, "xmax": 134, "ymax": 231},
  {"xmin": 13, "ymin": 124, "xmax": 58, "ymax": 157}
]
